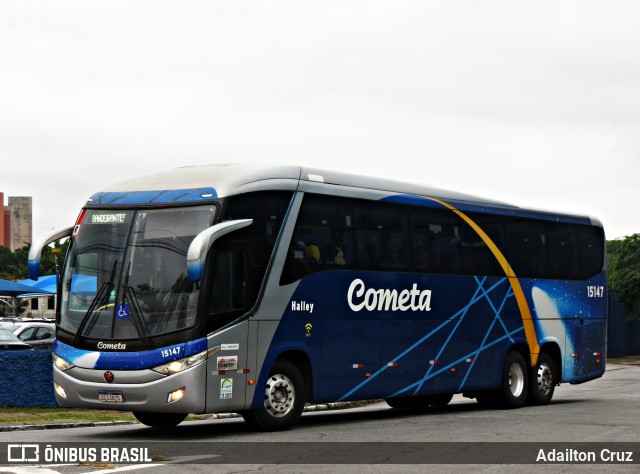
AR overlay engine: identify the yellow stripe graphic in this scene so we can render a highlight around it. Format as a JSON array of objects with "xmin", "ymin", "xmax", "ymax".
[{"xmin": 424, "ymin": 196, "xmax": 540, "ymax": 365}]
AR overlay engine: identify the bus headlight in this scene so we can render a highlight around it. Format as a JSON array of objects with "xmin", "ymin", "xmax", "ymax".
[
  {"xmin": 53, "ymin": 354, "xmax": 74, "ymax": 372},
  {"xmin": 167, "ymin": 387, "xmax": 186, "ymax": 403},
  {"xmin": 152, "ymin": 350, "xmax": 207, "ymax": 375},
  {"xmin": 54, "ymin": 383, "xmax": 68, "ymax": 399}
]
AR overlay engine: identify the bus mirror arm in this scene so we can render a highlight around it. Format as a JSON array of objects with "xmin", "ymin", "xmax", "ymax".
[
  {"xmin": 27, "ymin": 226, "xmax": 74, "ymax": 280},
  {"xmin": 186, "ymin": 219, "xmax": 253, "ymax": 282}
]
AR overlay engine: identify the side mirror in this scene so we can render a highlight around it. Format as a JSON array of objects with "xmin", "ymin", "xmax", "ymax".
[
  {"xmin": 186, "ymin": 219, "xmax": 253, "ymax": 281},
  {"xmin": 28, "ymin": 226, "xmax": 74, "ymax": 280}
]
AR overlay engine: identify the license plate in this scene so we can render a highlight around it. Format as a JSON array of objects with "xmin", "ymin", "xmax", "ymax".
[{"xmin": 98, "ymin": 391, "xmax": 124, "ymax": 403}]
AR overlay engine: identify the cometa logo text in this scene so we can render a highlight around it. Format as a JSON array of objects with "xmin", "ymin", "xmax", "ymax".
[
  {"xmin": 347, "ymin": 278, "xmax": 432, "ymax": 312},
  {"xmin": 97, "ymin": 341, "xmax": 127, "ymax": 350}
]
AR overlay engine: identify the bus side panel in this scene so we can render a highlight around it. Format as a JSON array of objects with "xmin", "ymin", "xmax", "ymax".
[
  {"xmin": 246, "ymin": 318, "xmax": 321, "ymax": 409},
  {"xmin": 378, "ymin": 319, "xmax": 491, "ymax": 397},
  {"xmin": 379, "ymin": 319, "xmax": 435, "ymax": 397},
  {"xmin": 257, "ymin": 271, "xmax": 527, "ymax": 405},
  {"xmin": 527, "ymin": 274, "xmax": 607, "ymax": 383},
  {"xmin": 561, "ymin": 318, "xmax": 606, "ymax": 382},
  {"xmin": 376, "ymin": 275, "xmax": 523, "ymax": 399},
  {"xmin": 581, "ymin": 320, "xmax": 606, "ymax": 377},
  {"xmin": 318, "ymin": 319, "xmax": 381, "ymax": 402},
  {"xmin": 205, "ymin": 321, "xmax": 251, "ymax": 413}
]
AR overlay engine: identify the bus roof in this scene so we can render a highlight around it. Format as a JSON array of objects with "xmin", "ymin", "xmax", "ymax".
[
  {"xmin": 89, "ymin": 163, "xmax": 602, "ymax": 228},
  {"xmin": 94, "ymin": 163, "xmax": 509, "ymax": 205}
]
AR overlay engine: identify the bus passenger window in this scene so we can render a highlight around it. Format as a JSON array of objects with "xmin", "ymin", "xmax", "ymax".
[
  {"xmin": 353, "ymin": 232, "xmax": 375, "ymax": 269},
  {"xmin": 322, "ymin": 244, "xmax": 345, "ymax": 266},
  {"xmin": 414, "ymin": 244, "xmax": 433, "ymax": 271},
  {"xmin": 281, "ymin": 241, "xmax": 313, "ymax": 284},
  {"xmin": 576, "ymin": 228, "xmax": 604, "ymax": 277},
  {"xmin": 379, "ymin": 243, "xmax": 405, "ymax": 269}
]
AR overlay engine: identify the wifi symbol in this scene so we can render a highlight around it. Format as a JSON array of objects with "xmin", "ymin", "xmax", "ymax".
[{"xmin": 305, "ymin": 323, "xmax": 313, "ymax": 333}]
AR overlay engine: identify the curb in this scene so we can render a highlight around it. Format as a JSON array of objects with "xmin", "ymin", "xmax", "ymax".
[
  {"xmin": 0, "ymin": 402, "xmax": 356, "ymax": 432},
  {"xmin": 607, "ymin": 356, "xmax": 640, "ymax": 366},
  {"xmin": 0, "ymin": 420, "xmax": 136, "ymax": 432}
]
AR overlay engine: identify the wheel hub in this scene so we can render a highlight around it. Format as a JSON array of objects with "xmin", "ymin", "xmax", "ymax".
[
  {"xmin": 264, "ymin": 373, "xmax": 295, "ymax": 417},
  {"xmin": 508, "ymin": 363, "xmax": 525, "ymax": 397},
  {"xmin": 536, "ymin": 363, "xmax": 553, "ymax": 395}
]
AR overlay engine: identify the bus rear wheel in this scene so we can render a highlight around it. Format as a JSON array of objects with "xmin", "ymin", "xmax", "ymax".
[
  {"xmin": 132, "ymin": 411, "xmax": 187, "ymax": 428},
  {"xmin": 242, "ymin": 360, "xmax": 306, "ymax": 431},
  {"xmin": 527, "ymin": 353, "xmax": 557, "ymax": 405}
]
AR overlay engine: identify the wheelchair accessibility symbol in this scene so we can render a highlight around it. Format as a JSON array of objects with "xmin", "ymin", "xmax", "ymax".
[{"xmin": 116, "ymin": 303, "xmax": 130, "ymax": 319}]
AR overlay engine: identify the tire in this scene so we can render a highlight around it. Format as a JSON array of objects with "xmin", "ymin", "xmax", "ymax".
[
  {"xmin": 385, "ymin": 396, "xmax": 429, "ymax": 410},
  {"xmin": 242, "ymin": 360, "xmax": 306, "ymax": 431},
  {"xmin": 132, "ymin": 411, "xmax": 187, "ymax": 428},
  {"xmin": 496, "ymin": 351, "xmax": 528, "ymax": 408},
  {"xmin": 527, "ymin": 353, "xmax": 557, "ymax": 405}
]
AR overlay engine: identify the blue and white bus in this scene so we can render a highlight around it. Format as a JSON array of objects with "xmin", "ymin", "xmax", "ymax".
[{"xmin": 29, "ymin": 164, "xmax": 607, "ymax": 430}]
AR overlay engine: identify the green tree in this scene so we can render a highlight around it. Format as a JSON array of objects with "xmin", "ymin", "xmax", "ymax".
[
  {"xmin": 0, "ymin": 245, "xmax": 18, "ymax": 280},
  {"xmin": 607, "ymin": 233, "xmax": 640, "ymax": 320},
  {"xmin": 0, "ymin": 240, "xmax": 68, "ymax": 281}
]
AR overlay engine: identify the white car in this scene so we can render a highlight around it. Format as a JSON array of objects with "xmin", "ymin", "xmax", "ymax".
[
  {"xmin": 0, "ymin": 327, "xmax": 33, "ymax": 350},
  {"xmin": 0, "ymin": 320, "xmax": 55, "ymax": 349}
]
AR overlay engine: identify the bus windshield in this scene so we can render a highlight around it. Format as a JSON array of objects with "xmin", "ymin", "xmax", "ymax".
[{"xmin": 59, "ymin": 206, "xmax": 216, "ymax": 341}]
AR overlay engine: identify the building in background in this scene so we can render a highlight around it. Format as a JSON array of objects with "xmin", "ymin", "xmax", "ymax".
[{"xmin": 0, "ymin": 192, "xmax": 32, "ymax": 250}]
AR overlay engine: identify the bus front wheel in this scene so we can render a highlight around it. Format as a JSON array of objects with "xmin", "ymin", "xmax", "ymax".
[
  {"xmin": 242, "ymin": 360, "xmax": 306, "ymax": 431},
  {"xmin": 132, "ymin": 411, "xmax": 187, "ymax": 428}
]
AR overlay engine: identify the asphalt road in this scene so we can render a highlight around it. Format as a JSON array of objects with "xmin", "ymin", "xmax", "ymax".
[{"xmin": 1, "ymin": 360, "xmax": 639, "ymax": 473}]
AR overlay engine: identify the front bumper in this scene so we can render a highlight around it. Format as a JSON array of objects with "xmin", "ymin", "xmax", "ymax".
[{"xmin": 53, "ymin": 361, "xmax": 207, "ymax": 413}]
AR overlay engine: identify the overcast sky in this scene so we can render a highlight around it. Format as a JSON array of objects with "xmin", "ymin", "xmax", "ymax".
[{"xmin": 1, "ymin": 1, "xmax": 639, "ymax": 241}]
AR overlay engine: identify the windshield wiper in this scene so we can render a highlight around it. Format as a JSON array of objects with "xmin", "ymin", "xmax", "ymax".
[
  {"xmin": 121, "ymin": 262, "xmax": 152, "ymax": 347},
  {"xmin": 73, "ymin": 260, "xmax": 118, "ymax": 346}
]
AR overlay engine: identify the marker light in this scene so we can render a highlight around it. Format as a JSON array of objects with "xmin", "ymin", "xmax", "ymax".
[
  {"xmin": 152, "ymin": 350, "xmax": 207, "ymax": 375},
  {"xmin": 54, "ymin": 383, "xmax": 67, "ymax": 399},
  {"xmin": 52, "ymin": 354, "xmax": 74, "ymax": 372},
  {"xmin": 167, "ymin": 387, "xmax": 186, "ymax": 403},
  {"xmin": 72, "ymin": 209, "xmax": 87, "ymax": 236}
]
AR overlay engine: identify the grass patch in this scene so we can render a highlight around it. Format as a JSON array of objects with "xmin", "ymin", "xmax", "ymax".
[{"xmin": 0, "ymin": 407, "xmax": 137, "ymax": 426}]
